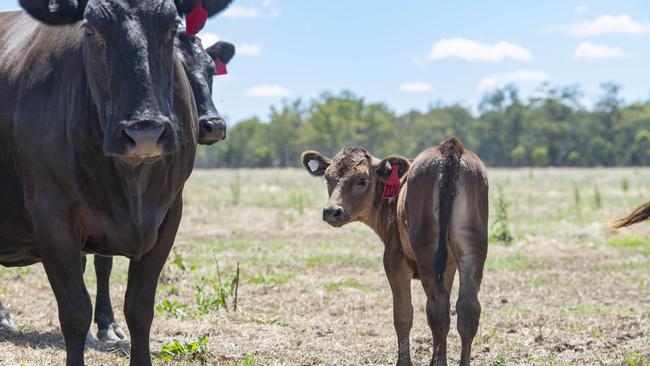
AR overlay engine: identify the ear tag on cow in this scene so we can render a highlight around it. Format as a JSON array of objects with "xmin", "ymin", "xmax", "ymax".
[
  {"xmin": 186, "ymin": 0, "xmax": 209, "ymax": 36},
  {"xmin": 381, "ymin": 163, "xmax": 401, "ymax": 199},
  {"xmin": 215, "ymin": 57, "xmax": 228, "ymax": 76},
  {"xmin": 308, "ymin": 159, "xmax": 320, "ymax": 172}
]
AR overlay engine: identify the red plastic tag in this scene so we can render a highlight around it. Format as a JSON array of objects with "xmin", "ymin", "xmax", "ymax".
[
  {"xmin": 381, "ymin": 163, "xmax": 401, "ymax": 199},
  {"xmin": 186, "ymin": 0, "xmax": 208, "ymax": 36},
  {"xmin": 215, "ymin": 57, "xmax": 228, "ymax": 75}
]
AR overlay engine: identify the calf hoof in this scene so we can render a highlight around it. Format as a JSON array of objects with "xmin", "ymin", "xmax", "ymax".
[{"xmin": 97, "ymin": 322, "xmax": 127, "ymax": 342}]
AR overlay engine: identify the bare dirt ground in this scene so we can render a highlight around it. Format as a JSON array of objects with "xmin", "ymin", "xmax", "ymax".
[{"xmin": 1, "ymin": 168, "xmax": 649, "ymax": 366}]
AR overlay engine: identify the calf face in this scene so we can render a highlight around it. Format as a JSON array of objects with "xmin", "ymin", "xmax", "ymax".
[
  {"xmin": 301, "ymin": 148, "xmax": 409, "ymax": 227},
  {"xmin": 175, "ymin": 32, "xmax": 235, "ymax": 144}
]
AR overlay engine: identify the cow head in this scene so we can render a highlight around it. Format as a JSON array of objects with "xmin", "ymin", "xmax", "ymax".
[
  {"xmin": 175, "ymin": 32, "xmax": 235, "ymax": 145},
  {"xmin": 302, "ymin": 148, "xmax": 410, "ymax": 227},
  {"xmin": 19, "ymin": 0, "xmax": 233, "ymax": 165}
]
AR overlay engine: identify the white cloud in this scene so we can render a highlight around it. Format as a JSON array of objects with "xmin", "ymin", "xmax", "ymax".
[
  {"xmin": 478, "ymin": 69, "xmax": 550, "ymax": 92},
  {"xmin": 244, "ymin": 85, "xmax": 291, "ymax": 97},
  {"xmin": 261, "ymin": 0, "xmax": 272, "ymax": 7},
  {"xmin": 574, "ymin": 41, "xmax": 624, "ymax": 59},
  {"xmin": 427, "ymin": 38, "xmax": 532, "ymax": 62},
  {"xmin": 198, "ymin": 31, "xmax": 220, "ymax": 47},
  {"xmin": 576, "ymin": 5, "xmax": 589, "ymax": 14},
  {"xmin": 399, "ymin": 81, "xmax": 433, "ymax": 93},
  {"xmin": 222, "ymin": 5, "xmax": 260, "ymax": 19},
  {"xmin": 564, "ymin": 15, "xmax": 650, "ymax": 37},
  {"xmin": 238, "ymin": 43, "xmax": 262, "ymax": 56}
]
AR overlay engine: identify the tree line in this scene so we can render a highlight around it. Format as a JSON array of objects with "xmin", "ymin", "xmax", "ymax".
[{"xmin": 195, "ymin": 83, "xmax": 650, "ymax": 168}]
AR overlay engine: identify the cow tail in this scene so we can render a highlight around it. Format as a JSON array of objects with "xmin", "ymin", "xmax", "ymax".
[
  {"xmin": 612, "ymin": 200, "xmax": 650, "ymax": 228},
  {"xmin": 435, "ymin": 137, "xmax": 464, "ymax": 283}
]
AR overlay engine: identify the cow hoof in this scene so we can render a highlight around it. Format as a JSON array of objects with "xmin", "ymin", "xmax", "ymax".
[
  {"xmin": 0, "ymin": 317, "xmax": 16, "ymax": 330},
  {"xmin": 85, "ymin": 331, "xmax": 97, "ymax": 345},
  {"xmin": 97, "ymin": 323, "xmax": 126, "ymax": 342}
]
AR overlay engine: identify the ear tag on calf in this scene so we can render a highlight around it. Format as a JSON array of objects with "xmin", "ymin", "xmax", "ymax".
[
  {"xmin": 308, "ymin": 159, "xmax": 320, "ymax": 172},
  {"xmin": 381, "ymin": 163, "xmax": 401, "ymax": 199},
  {"xmin": 215, "ymin": 57, "xmax": 228, "ymax": 76},
  {"xmin": 186, "ymin": 0, "xmax": 209, "ymax": 36}
]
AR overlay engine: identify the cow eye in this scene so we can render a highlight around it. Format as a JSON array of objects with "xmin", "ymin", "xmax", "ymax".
[{"xmin": 356, "ymin": 177, "xmax": 369, "ymax": 187}]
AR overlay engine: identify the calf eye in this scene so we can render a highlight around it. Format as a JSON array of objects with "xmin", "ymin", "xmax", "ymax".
[
  {"xmin": 356, "ymin": 177, "xmax": 369, "ymax": 187},
  {"xmin": 82, "ymin": 23, "xmax": 96, "ymax": 37}
]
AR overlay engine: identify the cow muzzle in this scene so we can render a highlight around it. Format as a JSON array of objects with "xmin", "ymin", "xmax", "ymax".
[
  {"xmin": 110, "ymin": 119, "xmax": 175, "ymax": 164},
  {"xmin": 198, "ymin": 117, "xmax": 226, "ymax": 145}
]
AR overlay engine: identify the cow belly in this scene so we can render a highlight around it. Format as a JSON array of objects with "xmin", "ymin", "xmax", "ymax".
[{"xmin": 0, "ymin": 236, "xmax": 40, "ymax": 267}]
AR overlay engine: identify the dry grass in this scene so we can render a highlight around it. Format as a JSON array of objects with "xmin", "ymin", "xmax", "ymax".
[{"xmin": 1, "ymin": 168, "xmax": 650, "ymax": 365}]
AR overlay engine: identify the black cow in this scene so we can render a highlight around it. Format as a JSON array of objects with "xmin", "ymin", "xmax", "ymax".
[
  {"xmin": 0, "ymin": 0, "xmax": 232, "ymax": 365},
  {"xmin": 84, "ymin": 34, "xmax": 236, "ymax": 342}
]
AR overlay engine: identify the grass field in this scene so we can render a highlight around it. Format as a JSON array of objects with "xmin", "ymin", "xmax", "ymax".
[{"xmin": 1, "ymin": 168, "xmax": 650, "ymax": 366}]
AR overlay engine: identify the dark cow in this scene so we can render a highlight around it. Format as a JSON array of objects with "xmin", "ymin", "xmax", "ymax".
[
  {"xmin": 302, "ymin": 138, "xmax": 489, "ymax": 366},
  {"xmin": 0, "ymin": 0, "xmax": 232, "ymax": 365},
  {"xmin": 84, "ymin": 34, "xmax": 236, "ymax": 342}
]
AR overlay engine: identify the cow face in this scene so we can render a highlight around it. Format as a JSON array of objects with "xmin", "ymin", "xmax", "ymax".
[
  {"xmin": 302, "ymin": 149, "xmax": 410, "ymax": 227},
  {"xmin": 175, "ymin": 32, "xmax": 235, "ymax": 145},
  {"xmin": 19, "ymin": 0, "xmax": 234, "ymax": 164}
]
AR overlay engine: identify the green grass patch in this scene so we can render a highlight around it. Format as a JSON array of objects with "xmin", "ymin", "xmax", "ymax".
[
  {"xmin": 156, "ymin": 335, "xmax": 210, "ymax": 362},
  {"xmin": 485, "ymin": 253, "xmax": 546, "ymax": 270},
  {"xmin": 324, "ymin": 278, "xmax": 371, "ymax": 292}
]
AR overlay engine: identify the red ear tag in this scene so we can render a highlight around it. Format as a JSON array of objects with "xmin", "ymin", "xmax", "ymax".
[
  {"xmin": 186, "ymin": 0, "xmax": 208, "ymax": 36},
  {"xmin": 381, "ymin": 163, "xmax": 401, "ymax": 199},
  {"xmin": 215, "ymin": 57, "xmax": 228, "ymax": 75}
]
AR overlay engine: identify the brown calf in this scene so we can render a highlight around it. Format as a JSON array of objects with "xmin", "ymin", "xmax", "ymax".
[{"xmin": 302, "ymin": 137, "xmax": 489, "ymax": 366}]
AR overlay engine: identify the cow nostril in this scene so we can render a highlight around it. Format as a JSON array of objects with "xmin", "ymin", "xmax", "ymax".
[
  {"xmin": 201, "ymin": 120, "xmax": 214, "ymax": 134},
  {"xmin": 333, "ymin": 208, "xmax": 343, "ymax": 217}
]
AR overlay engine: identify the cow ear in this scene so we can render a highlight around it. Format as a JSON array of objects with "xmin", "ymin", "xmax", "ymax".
[
  {"xmin": 375, "ymin": 156, "xmax": 410, "ymax": 182},
  {"xmin": 301, "ymin": 151, "xmax": 331, "ymax": 177},
  {"xmin": 19, "ymin": 0, "xmax": 88, "ymax": 25},
  {"xmin": 206, "ymin": 41, "xmax": 235, "ymax": 64},
  {"xmin": 175, "ymin": 0, "xmax": 234, "ymax": 17},
  {"xmin": 201, "ymin": 0, "xmax": 235, "ymax": 17}
]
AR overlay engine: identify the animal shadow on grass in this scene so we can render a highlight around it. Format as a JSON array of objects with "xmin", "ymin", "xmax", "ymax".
[{"xmin": 0, "ymin": 327, "xmax": 130, "ymax": 356}]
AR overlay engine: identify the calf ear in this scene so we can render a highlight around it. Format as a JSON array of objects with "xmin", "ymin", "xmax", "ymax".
[
  {"xmin": 19, "ymin": 0, "xmax": 88, "ymax": 25},
  {"xmin": 375, "ymin": 156, "xmax": 410, "ymax": 181},
  {"xmin": 175, "ymin": 0, "xmax": 234, "ymax": 17},
  {"xmin": 301, "ymin": 151, "xmax": 331, "ymax": 177},
  {"xmin": 206, "ymin": 41, "xmax": 236, "ymax": 64}
]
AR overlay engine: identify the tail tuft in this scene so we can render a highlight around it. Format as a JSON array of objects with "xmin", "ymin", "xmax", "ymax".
[
  {"xmin": 434, "ymin": 137, "xmax": 464, "ymax": 282},
  {"xmin": 612, "ymin": 201, "xmax": 650, "ymax": 228}
]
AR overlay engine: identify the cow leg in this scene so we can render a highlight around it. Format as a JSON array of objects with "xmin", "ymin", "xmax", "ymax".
[
  {"xmin": 124, "ymin": 199, "xmax": 182, "ymax": 366},
  {"xmin": 0, "ymin": 298, "xmax": 15, "ymax": 329},
  {"xmin": 94, "ymin": 255, "xmax": 125, "ymax": 341},
  {"xmin": 454, "ymin": 238, "xmax": 486, "ymax": 366},
  {"xmin": 35, "ymin": 211, "xmax": 91, "ymax": 366},
  {"xmin": 384, "ymin": 249, "xmax": 414, "ymax": 366}
]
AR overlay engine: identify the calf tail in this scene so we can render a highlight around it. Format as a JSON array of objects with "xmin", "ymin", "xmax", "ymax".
[
  {"xmin": 612, "ymin": 200, "xmax": 650, "ymax": 228},
  {"xmin": 435, "ymin": 137, "xmax": 464, "ymax": 282}
]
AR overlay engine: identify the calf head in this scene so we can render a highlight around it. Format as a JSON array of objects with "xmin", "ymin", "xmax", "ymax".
[
  {"xmin": 175, "ymin": 32, "xmax": 235, "ymax": 144},
  {"xmin": 302, "ymin": 148, "xmax": 409, "ymax": 227},
  {"xmin": 19, "ymin": 0, "xmax": 233, "ymax": 164}
]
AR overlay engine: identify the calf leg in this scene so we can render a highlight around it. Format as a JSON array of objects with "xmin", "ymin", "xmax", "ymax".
[
  {"xmin": 384, "ymin": 249, "xmax": 414, "ymax": 366},
  {"xmin": 454, "ymin": 241, "xmax": 486, "ymax": 366},
  {"xmin": 0, "ymin": 298, "xmax": 15, "ymax": 329},
  {"xmin": 124, "ymin": 198, "xmax": 182, "ymax": 366},
  {"xmin": 94, "ymin": 255, "xmax": 125, "ymax": 341},
  {"xmin": 419, "ymin": 258, "xmax": 456, "ymax": 366}
]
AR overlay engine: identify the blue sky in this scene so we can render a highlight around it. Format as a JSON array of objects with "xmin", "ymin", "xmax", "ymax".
[{"xmin": 2, "ymin": 0, "xmax": 650, "ymax": 122}]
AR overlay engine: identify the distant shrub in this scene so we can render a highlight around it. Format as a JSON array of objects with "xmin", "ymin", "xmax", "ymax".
[{"xmin": 490, "ymin": 186, "xmax": 514, "ymax": 245}]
